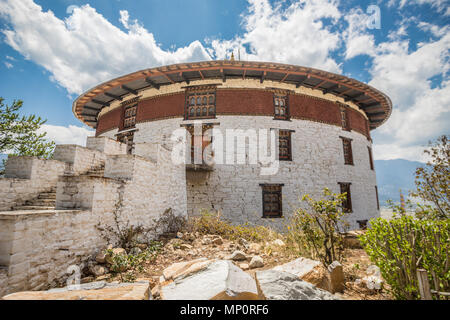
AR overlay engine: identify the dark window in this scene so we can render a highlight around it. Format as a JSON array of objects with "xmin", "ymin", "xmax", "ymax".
[
  {"xmin": 357, "ymin": 220, "xmax": 368, "ymax": 229},
  {"xmin": 340, "ymin": 107, "xmax": 350, "ymax": 130},
  {"xmin": 279, "ymin": 130, "xmax": 292, "ymax": 161},
  {"xmin": 186, "ymin": 91, "xmax": 216, "ymax": 120},
  {"xmin": 123, "ymin": 104, "xmax": 137, "ymax": 129},
  {"xmin": 339, "ymin": 182, "xmax": 352, "ymax": 212},
  {"xmin": 274, "ymin": 94, "xmax": 289, "ymax": 120},
  {"xmin": 341, "ymin": 137, "xmax": 354, "ymax": 165},
  {"xmin": 368, "ymin": 146, "xmax": 374, "ymax": 170},
  {"xmin": 375, "ymin": 186, "xmax": 380, "ymax": 210},
  {"xmin": 117, "ymin": 131, "xmax": 134, "ymax": 155},
  {"xmin": 261, "ymin": 184, "xmax": 283, "ymax": 218}
]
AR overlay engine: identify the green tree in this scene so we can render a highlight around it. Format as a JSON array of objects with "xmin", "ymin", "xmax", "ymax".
[
  {"xmin": 286, "ymin": 188, "xmax": 350, "ymax": 267},
  {"xmin": 0, "ymin": 98, "xmax": 55, "ymax": 170},
  {"xmin": 411, "ymin": 135, "xmax": 449, "ymax": 219}
]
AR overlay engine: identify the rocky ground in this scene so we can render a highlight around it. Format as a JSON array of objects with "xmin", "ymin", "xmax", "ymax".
[
  {"xmin": 78, "ymin": 231, "xmax": 391, "ymax": 300},
  {"xmin": 2, "ymin": 229, "xmax": 391, "ymax": 300}
]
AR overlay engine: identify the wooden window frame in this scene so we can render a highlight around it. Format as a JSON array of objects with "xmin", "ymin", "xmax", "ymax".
[
  {"xmin": 185, "ymin": 90, "xmax": 216, "ymax": 120},
  {"xmin": 340, "ymin": 137, "xmax": 354, "ymax": 165},
  {"xmin": 117, "ymin": 131, "xmax": 135, "ymax": 155},
  {"xmin": 260, "ymin": 184, "xmax": 284, "ymax": 218},
  {"xmin": 375, "ymin": 186, "xmax": 380, "ymax": 210},
  {"xmin": 273, "ymin": 94, "xmax": 290, "ymax": 120},
  {"xmin": 340, "ymin": 106, "xmax": 350, "ymax": 131},
  {"xmin": 123, "ymin": 104, "xmax": 137, "ymax": 129},
  {"xmin": 338, "ymin": 182, "xmax": 353, "ymax": 213},
  {"xmin": 368, "ymin": 146, "xmax": 374, "ymax": 170},
  {"xmin": 279, "ymin": 130, "xmax": 293, "ymax": 161}
]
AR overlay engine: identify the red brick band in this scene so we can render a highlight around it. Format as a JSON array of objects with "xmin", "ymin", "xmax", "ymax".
[{"xmin": 96, "ymin": 89, "xmax": 371, "ymax": 139}]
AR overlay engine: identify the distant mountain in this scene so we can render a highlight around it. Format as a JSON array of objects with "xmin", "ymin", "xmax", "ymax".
[{"xmin": 375, "ymin": 159, "xmax": 424, "ymax": 207}]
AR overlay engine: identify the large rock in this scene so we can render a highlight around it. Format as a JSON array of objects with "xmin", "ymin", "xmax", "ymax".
[
  {"xmin": 95, "ymin": 251, "xmax": 107, "ymax": 264},
  {"xmin": 328, "ymin": 261, "xmax": 344, "ymax": 293},
  {"xmin": 2, "ymin": 281, "xmax": 151, "ymax": 300},
  {"xmin": 363, "ymin": 265, "xmax": 383, "ymax": 290},
  {"xmin": 249, "ymin": 256, "xmax": 264, "ymax": 269},
  {"xmin": 161, "ymin": 260, "xmax": 259, "ymax": 300},
  {"xmin": 256, "ymin": 270, "xmax": 340, "ymax": 300},
  {"xmin": 229, "ymin": 250, "xmax": 247, "ymax": 261},
  {"xmin": 272, "ymin": 257, "xmax": 328, "ymax": 289},
  {"xmin": 162, "ymin": 258, "xmax": 212, "ymax": 281}
]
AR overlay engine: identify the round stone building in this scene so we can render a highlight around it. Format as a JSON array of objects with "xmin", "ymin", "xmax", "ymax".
[{"xmin": 72, "ymin": 60, "xmax": 392, "ymax": 230}]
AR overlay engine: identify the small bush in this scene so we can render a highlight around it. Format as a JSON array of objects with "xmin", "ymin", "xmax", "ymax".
[
  {"xmin": 190, "ymin": 210, "xmax": 279, "ymax": 243},
  {"xmin": 359, "ymin": 215, "xmax": 450, "ymax": 300},
  {"xmin": 285, "ymin": 188, "xmax": 350, "ymax": 267},
  {"xmin": 106, "ymin": 241, "xmax": 163, "ymax": 281}
]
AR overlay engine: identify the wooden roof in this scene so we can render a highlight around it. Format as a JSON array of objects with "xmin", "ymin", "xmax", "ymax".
[{"xmin": 72, "ymin": 60, "xmax": 392, "ymax": 130}]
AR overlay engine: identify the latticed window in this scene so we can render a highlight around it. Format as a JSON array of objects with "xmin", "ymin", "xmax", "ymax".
[
  {"xmin": 274, "ymin": 94, "xmax": 289, "ymax": 120},
  {"xmin": 341, "ymin": 137, "xmax": 353, "ymax": 165},
  {"xmin": 123, "ymin": 104, "xmax": 137, "ymax": 129},
  {"xmin": 279, "ymin": 130, "xmax": 292, "ymax": 161},
  {"xmin": 186, "ymin": 91, "xmax": 216, "ymax": 119},
  {"xmin": 340, "ymin": 107, "xmax": 350, "ymax": 130},
  {"xmin": 339, "ymin": 182, "xmax": 352, "ymax": 212},
  {"xmin": 261, "ymin": 184, "xmax": 283, "ymax": 218},
  {"xmin": 368, "ymin": 146, "xmax": 374, "ymax": 170}
]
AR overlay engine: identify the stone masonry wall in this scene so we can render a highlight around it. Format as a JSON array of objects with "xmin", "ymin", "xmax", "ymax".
[
  {"xmin": 85, "ymin": 136, "xmax": 127, "ymax": 155},
  {"xmin": 0, "ymin": 157, "xmax": 66, "ymax": 211},
  {"xmin": 119, "ymin": 115, "xmax": 379, "ymax": 230},
  {"xmin": 53, "ymin": 144, "xmax": 106, "ymax": 175},
  {"xmin": 0, "ymin": 137, "xmax": 187, "ymax": 296},
  {"xmin": 0, "ymin": 209, "xmax": 114, "ymax": 295}
]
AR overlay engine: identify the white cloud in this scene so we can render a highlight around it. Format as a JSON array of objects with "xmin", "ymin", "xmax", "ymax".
[
  {"xmin": 1, "ymin": 0, "xmax": 449, "ymax": 163},
  {"xmin": 39, "ymin": 124, "xmax": 94, "ymax": 146},
  {"xmin": 388, "ymin": 0, "xmax": 450, "ymax": 14},
  {"xmin": 209, "ymin": 0, "xmax": 342, "ymax": 73},
  {"xmin": 343, "ymin": 8, "xmax": 376, "ymax": 59},
  {"xmin": 4, "ymin": 61, "xmax": 13, "ymax": 68},
  {"xmin": 370, "ymin": 32, "xmax": 450, "ymax": 161},
  {"xmin": 418, "ymin": 22, "xmax": 449, "ymax": 37},
  {"xmin": 0, "ymin": 0, "xmax": 212, "ymax": 95}
]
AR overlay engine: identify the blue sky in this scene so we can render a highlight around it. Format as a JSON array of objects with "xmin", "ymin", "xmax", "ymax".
[{"xmin": 0, "ymin": 0, "xmax": 449, "ymax": 160}]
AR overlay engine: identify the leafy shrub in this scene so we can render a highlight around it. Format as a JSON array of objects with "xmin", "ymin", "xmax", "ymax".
[
  {"xmin": 359, "ymin": 215, "xmax": 450, "ymax": 300},
  {"xmin": 285, "ymin": 188, "xmax": 350, "ymax": 267},
  {"xmin": 106, "ymin": 241, "xmax": 163, "ymax": 281},
  {"xmin": 190, "ymin": 210, "xmax": 279, "ymax": 243}
]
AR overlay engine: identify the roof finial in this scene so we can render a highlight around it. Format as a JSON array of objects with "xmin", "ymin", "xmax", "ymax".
[{"xmin": 230, "ymin": 51, "xmax": 235, "ymax": 61}]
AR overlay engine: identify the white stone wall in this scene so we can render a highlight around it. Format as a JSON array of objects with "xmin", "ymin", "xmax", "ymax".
[
  {"xmin": 53, "ymin": 145, "xmax": 106, "ymax": 175},
  {"xmin": 0, "ymin": 137, "xmax": 187, "ymax": 296},
  {"xmin": 86, "ymin": 136, "xmax": 127, "ymax": 155},
  {"xmin": 103, "ymin": 116, "xmax": 379, "ymax": 230},
  {"xmin": 0, "ymin": 209, "xmax": 113, "ymax": 295},
  {"xmin": 0, "ymin": 157, "xmax": 66, "ymax": 211}
]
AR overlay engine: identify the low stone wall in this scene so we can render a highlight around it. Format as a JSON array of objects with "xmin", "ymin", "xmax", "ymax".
[
  {"xmin": 0, "ymin": 209, "xmax": 112, "ymax": 295},
  {"xmin": 86, "ymin": 136, "xmax": 127, "ymax": 155},
  {"xmin": 55, "ymin": 175, "xmax": 121, "ymax": 211},
  {"xmin": 0, "ymin": 137, "xmax": 188, "ymax": 296},
  {"xmin": 0, "ymin": 157, "xmax": 66, "ymax": 211},
  {"xmin": 53, "ymin": 145, "xmax": 106, "ymax": 175}
]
